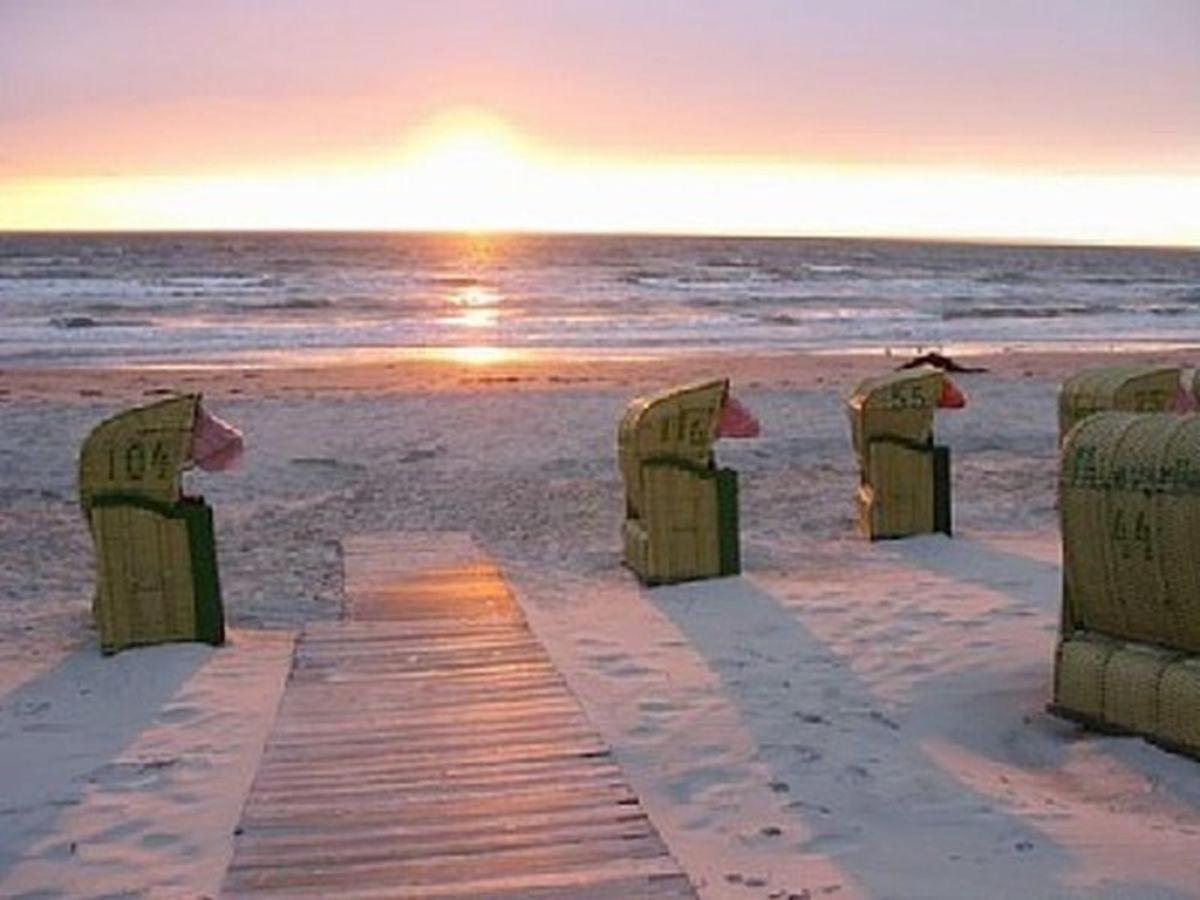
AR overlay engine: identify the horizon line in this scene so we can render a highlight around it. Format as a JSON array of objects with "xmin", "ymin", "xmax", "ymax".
[{"xmin": 2, "ymin": 226, "xmax": 1198, "ymax": 253}]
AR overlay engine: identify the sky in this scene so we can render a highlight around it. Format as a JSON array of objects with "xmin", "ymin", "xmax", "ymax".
[{"xmin": 1, "ymin": 0, "xmax": 1198, "ymax": 244}]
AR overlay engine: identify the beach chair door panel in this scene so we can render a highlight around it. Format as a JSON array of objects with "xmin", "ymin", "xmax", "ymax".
[{"xmin": 91, "ymin": 505, "xmax": 197, "ymax": 653}]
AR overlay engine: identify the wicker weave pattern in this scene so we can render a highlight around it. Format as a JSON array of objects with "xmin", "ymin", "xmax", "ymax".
[
  {"xmin": 79, "ymin": 395, "xmax": 224, "ymax": 653},
  {"xmin": 618, "ymin": 380, "xmax": 739, "ymax": 584},
  {"xmin": 1058, "ymin": 365, "xmax": 1179, "ymax": 442},
  {"xmin": 1054, "ymin": 410, "xmax": 1200, "ymax": 755},
  {"xmin": 847, "ymin": 367, "xmax": 950, "ymax": 539}
]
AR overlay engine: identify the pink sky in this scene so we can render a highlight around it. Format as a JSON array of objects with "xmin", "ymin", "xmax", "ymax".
[{"xmin": 4, "ymin": 0, "xmax": 1198, "ymax": 173}]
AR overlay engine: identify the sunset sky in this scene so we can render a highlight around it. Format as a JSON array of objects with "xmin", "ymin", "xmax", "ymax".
[{"xmin": 2, "ymin": 0, "xmax": 1198, "ymax": 244}]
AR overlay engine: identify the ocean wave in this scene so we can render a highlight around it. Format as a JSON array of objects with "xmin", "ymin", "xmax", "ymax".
[
  {"xmin": 48, "ymin": 315, "xmax": 154, "ymax": 329},
  {"xmin": 237, "ymin": 297, "xmax": 336, "ymax": 311},
  {"xmin": 1139, "ymin": 305, "xmax": 1191, "ymax": 317},
  {"xmin": 1083, "ymin": 275, "xmax": 1184, "ymax": 286},
  {"xmin": 974, "ymin": 270, "xmax": 1033, "ymax": 285},
  {"xmin": 701, "ymin": 257, "xmax": 759, "ymax": 269},
  {"xmin": 802, "ymin": 263, "xmax": 857, "ymax": 275},
  {"xmin": 152, "ymin": 274, "xmax": 281, "ymax": 290},
  {"xmin": 942, "ymin": 305, "xmax": 1096, "ymax": 321},
  {"xmin": 79, "ymin": 301, "xmax": 175, "ymax": 315},
  {"xmin": 0, "ymin": 267, "xmax": 107, "ymax": 280}
]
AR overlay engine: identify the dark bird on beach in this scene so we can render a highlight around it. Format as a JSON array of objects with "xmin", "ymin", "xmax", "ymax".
[{"xmin": 897, "ymin": 351, "xmax": 988, "ymax": 373}]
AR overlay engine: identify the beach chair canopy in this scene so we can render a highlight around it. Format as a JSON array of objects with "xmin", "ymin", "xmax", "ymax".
[
  {"xmin": 79, "ymin": 394, "xmax": 197, "ymax": 511},
  {"xmin": 1053, "ymin": 411, "xmax": 1200, "ymax": 756},
  {"xmin": 1058, "ymin": 364, "xmax": 1180, "ymax": 442},
  {"xmin": 619, "ymin": 378, "xmax": 727, "ymax": 470},
  {"xmin": 847, "ymin": 367, "xmax": 947, "ymax": 463}
]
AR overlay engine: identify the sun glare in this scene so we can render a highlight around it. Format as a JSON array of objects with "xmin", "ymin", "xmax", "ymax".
[
  {"xmin": 1, "ymin": 108, "xmax": 1198, "ymax": 245},
  {"xmin": 438, "ymin": 346, "xmax": 519, "ymax": 365}
]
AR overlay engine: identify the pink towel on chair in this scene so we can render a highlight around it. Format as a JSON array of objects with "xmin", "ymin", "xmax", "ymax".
[
  {"xmin": 1173, "ymin": 383, "xmax": 1197, "ymax": 413},
  {"xmin": 717, "ymin": 395, "xmax": 761, "ymax": 438},
  {"xmin": 191, "ymin": 404, "xmax": 244, "ymax": 472}
]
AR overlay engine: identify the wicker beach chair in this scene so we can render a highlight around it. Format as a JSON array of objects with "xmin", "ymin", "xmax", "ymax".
[
  {"xmin": 1058, "ymin": 364, "xmax": 1179, "ymax": 443},
  {"xmin": 79, "ymin": 394, "xmax": 225, "ymax": 654},
  {"xmin": 847, "ymin": 367, "xmax": 954, "ymax": 540},
  {"xmin": 618, "ymin": 379, "xmax": 741, "ymax": 585},
  {"xmin": 1052, "ymin": 411, "xmax": 1200, "ymax": 757}
]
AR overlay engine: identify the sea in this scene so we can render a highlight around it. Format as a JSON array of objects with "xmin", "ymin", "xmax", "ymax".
[{"xmin": 2, "ymin": 232, "xmax": 1199, "ymax": 367}]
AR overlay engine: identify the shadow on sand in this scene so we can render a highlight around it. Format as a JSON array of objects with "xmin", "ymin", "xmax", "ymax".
[
  {"xmin": 644, "ymin": 572, "xmax": 1188, "ymax": 900},
  {"xmin": 0, "ymin": 640, "xmax": 209, "ymax": 877}
]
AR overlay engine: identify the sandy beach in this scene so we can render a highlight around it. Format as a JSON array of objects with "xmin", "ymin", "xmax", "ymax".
[{"xmin": 4, "ymin": 345, "xmax": 1200, "ymax": 898}]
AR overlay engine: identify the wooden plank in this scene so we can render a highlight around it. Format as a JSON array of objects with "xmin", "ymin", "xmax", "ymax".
[
  {"xmin": 248, "ymin": 755, "xmax": 626, "ymax": 792},
  {"xmin": 223, "ymin": 854, "xmax": 686, "ymax": 897},
  {"xmin": 224, "ymin": 835, "xmax": 674, "ymax": 892},
  {"xmin": 248, "ymin": 746, "xmax": 616, "ymax": 784},
  {"xmin": 223, "ymin": 532, "xmax": 694, "ymax": 898},
  {"xmin": 228, "ymin": 817, "xmax": 662, "ymax": 870}
]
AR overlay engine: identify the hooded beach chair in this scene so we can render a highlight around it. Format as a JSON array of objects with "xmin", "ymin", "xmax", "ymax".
[
  {"xmin": 79, "ymin": 394, "xmax": 239, "ymax": 654},
  {"xmin": 1058, "ymin": 364, "xmax": 1180, "ymax": 443},
  {"xmin": 618, "ymin": 378, "xmax": 756, "ymax": 585},
  {"xmin": 847, "ymin": 366, "xmax": 964, "ymax": 540},
  {"xmin": 1052, "ymin": 411, "xmax": 1200, "ymax": 758}
]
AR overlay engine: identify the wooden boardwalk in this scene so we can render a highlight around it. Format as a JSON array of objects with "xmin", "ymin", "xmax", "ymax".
[{"xmin": 223, "ymin": 533, "xmax": 694, "ymax": 898}]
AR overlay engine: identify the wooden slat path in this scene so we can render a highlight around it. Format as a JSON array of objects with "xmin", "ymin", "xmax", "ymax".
[{"xmin": 223, "ymin": 533, "xmax": 694, "ymax": 899}]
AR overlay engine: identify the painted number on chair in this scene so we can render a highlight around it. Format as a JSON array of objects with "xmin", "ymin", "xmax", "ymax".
[
  {"xmin": 1110, "ymin": 508, "xmax": 1154, "ymax": 562},
  {"xmin": 886, "ymin": 385, "xmax": 929, "ymax": 411},
  {"xmin": 107, "ymin": 439, "xmax": 173, "ymax": 482}
]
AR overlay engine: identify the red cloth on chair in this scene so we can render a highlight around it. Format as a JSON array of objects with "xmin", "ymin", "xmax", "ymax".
[
  {"xmin": 191, "ymin": 404, "xmax": 244, "ymax": 472},
  {"xmin": 938, "ymin": 378, "xmax": 967, "ymax": 409},
  {"xmin": 717, "ymin": 395, "xmax": 761, "ymax": 438}
]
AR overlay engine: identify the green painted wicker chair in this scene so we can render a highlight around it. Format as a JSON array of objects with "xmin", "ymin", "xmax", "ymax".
[
  {"xmin": 619, "ymin": 379, "xmax": 740, "ymax": 585},
  {"xmin": 79, "ymin": 394, "xmax": 225, "ymax": 654},
  {"xmin": 1058, "ymin": 364, "xmax": 1179, "ymax": 443},
  {"xmin": 847, "ymin": 367, "xmax": 952, "ymax": 540},
  {"xmin": 1052, "ymin": 411, "xmax": 1200, "ymax": 757}
]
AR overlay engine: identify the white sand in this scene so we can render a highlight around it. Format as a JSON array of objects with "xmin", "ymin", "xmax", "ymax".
[
  {"xmin": 3, "ymin": 350, "xmax": 1200, "ymax": 898},
  {"xmin": 0, "ymin": 630, "xmax": 292, "ymax": 898}
]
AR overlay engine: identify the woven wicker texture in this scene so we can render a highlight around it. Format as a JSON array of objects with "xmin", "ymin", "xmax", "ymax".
[
  {"xmin": 847, "ymin": 367, "xmax": 950, "ymax": 539},
  {"xmin": 1054, "ymin": 410, "xmax": 1200, "ymax": 755},
  {"xmin": 618, "ymin": 379, "xmax": 739, "ymax": 584},
  {"xmin": 79, "ymin": 395, "xmax": 224, "ymax": 653},
  {"xmin": 1058, "ymin": 364, "xmax": 1179, "ymax": 443}
]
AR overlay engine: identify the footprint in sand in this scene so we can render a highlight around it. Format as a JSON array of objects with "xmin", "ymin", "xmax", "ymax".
[
  {"xmin": 587, "ymin": 651, "xmax": 652, "ymax": 678},
  {"xmin": 141, "ymin": 831, "xmax": 179, "ymax": 848},
  {"xmin": 667, "ymin": 765, "xmax": 739, "ymax": 803},
  {"xmin": 86, "ymin": 758, "xmax": 180, "ymax": 790},
  {"xmin": 839, "ymin": 763, "xmax": 872, "ymax": 783},
  {"xmin": 158, "ymin": 704, "xmax": 201, "ymax": 724},
  {"xmin": 93, "ymin": 818, "xmax": 153, "ymax": 842},
  {"xmin": 637, "ymin": 697, "xmax": 677, "ymax": 715},
  {"xmin": 799, "ymin": 827, "xmax": 863, "ymax": 854}
]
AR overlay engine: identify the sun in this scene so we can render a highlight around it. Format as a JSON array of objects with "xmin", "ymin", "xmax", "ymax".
[{"xmin": 399, "ymin": 111, "xmax": 539, "ymax": 225}]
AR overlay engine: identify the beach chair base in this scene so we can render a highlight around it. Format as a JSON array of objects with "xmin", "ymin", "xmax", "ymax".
[
  {"xmin": 858, "ymin": 441, "xmax": 951, "ymax": 540},
  {"xmin": 623, "ymin": 466, "xmax": 740, "ymax": 586},
  {"xmin": 90, "ymin": 494, "xmax": 225, "ymax": 654},
  {"xmin": 1049, "ymin": 632, "xmax": 1200, "ymax": 760}
]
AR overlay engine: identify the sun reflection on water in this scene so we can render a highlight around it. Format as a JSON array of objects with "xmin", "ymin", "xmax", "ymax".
[
  {"xmin": 446, "ymin": 282, "xmax": 502, "ymax": 328},
  {"xmin": 450, "ymin": 307, "xmax": 499, "ymax": 327},
  {"xmin": 439, "ymin": 346, "xmax": 518, "ymax": 365}
]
